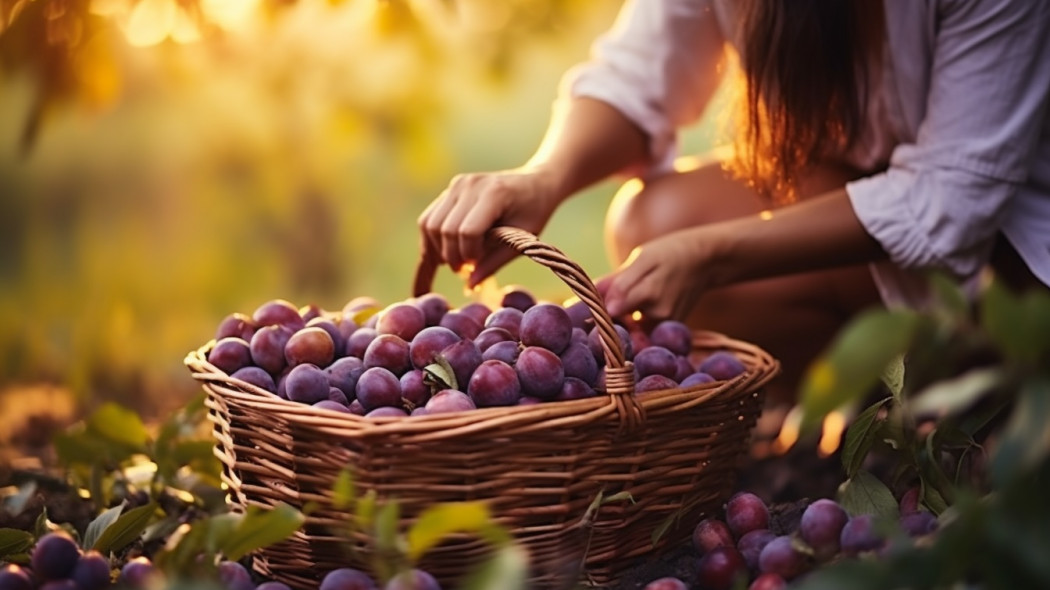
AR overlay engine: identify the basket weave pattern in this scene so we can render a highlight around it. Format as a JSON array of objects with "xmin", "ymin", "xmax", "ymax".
[{"xmin": 186, "ymin": 227, "xmax": 779, "ymax": 589}]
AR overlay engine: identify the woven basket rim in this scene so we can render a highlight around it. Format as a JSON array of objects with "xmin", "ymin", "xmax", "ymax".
[{"xmin": 186, "ymin": 326, "xmax": 779, "ymax": 441}]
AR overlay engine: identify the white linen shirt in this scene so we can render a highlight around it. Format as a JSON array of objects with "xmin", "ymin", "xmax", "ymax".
[{"xmin": 564, "ymin": 0, "xmax": 1050, "ymax": 307}]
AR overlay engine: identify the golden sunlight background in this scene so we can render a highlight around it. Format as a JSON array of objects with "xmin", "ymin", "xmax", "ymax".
[{"xmin": 0, "ymin": 0, "xmax": 719, "ymax": 424}]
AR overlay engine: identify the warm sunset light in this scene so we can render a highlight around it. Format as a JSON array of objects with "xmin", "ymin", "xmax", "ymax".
[
  {"xmin": 772, "ymin": 406, "xmax": 802, "ymax": 454},
  {"xmin": 817, "ymin": 410, "xmax": 847, "ymax": 457},
  {"xmin": 201, "ymin": 0, "xmax": 261, "ymax": 32},
  {"xmin": 759, "ymin": 209, "xmax": 773, "ymax": 221},
  {"xmin": 124, "ymin": 0, "xmax": 178, "ymax": 47}
]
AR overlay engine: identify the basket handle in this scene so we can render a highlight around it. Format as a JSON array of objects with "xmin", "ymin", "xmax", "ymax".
[{"xmin": 413, "ymin": 226, "xmax": 644, "ymax": 432}]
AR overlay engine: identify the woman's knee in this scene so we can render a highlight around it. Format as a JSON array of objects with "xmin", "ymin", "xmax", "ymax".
[{"xmin": 604, "ymin": 159, "xmax": 763, "ymax": 265}]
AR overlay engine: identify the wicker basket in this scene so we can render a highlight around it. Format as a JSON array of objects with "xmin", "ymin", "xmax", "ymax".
[{"xmin": 185, "ymin": 227, "xmax": 779, "ymax": 590}]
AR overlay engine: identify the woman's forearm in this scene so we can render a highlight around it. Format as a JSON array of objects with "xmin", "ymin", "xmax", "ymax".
[
  {"xmin": 705, "ymin": 188, "xmax": 888, "ymax": 287},
  {"xmin": 524, "ymin": 97, "xmax": 652, "ymax": 202}
]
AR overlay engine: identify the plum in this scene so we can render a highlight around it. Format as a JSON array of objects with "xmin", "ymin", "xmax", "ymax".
[
  {"xmin": 285, "ymin": 363, "xmax": 330, "ymax": 405},
  {"xmin": 376, "ymin": 303, "xmax": 426, "ymax": 341},
  {"xmin": 383, "ymin": 568, "xmax": 440, "ymax": 590},
  {"xmin": 319, "ymin": 568, "xmax": 377, "ymax": 590},
  {"xmin": 218, "ymin": 560, "xmax": 254, "ymax": 590},
  {"xmin": 698, "ymin": 351, "xmax": 746, "ymax": 381},
  {"xmin": 253, "ymin": 299, "xmax": 306, "ymax": 331},
  {"xmin": 757, "ymin": 535, "xmax": 810, "ymax": 580},
  {"xmin": 692, "ymin": 518, "xmax": 734, "ymax": 556},
  {"xmin": 285, "ymin": 327, "xmax": 336, "ymax": 368},
  {"xmin": 520, "ymin": 303, "xmax": 573, "ymax": 354},
  {"xmin": 468, "ymin": 360, "xmax": 521, "ymax": 407},
  {"xmin": 736, "ymin": 528, "xmax": 776, "ymax": 572},
  {"xmin": 71, "ymin": 551, "xmax": 111, "ymax": 590},
  {"xmin": 748, "ymin": 573, "xmax": 787, "ymax": 590},
  {"xmin": 725, "ymin": 492, "xmax": 770, "ymax": 538},
  {"xmin": 424, "ymin": 389, "xmax": 476, "ymax": 414},
  {"xmin": 839, "ymin": 514, "xmax": 886, "ymax": 556},
  {"xmin": 650, "ymin": 320, "xmax": 693, "ymax": 356},
  {"xmin": 696, "ymin": 546, "xmax": 747, "ymax": 590},
  {"xmin": 799, "ymin": 498, "xmax": 849, "ymax": 561},
  {"xmin": 208, "ymin": 337, "xmax": 253, "ymax": 374},
  {"xmin": 642, "ymin": 577, "xmax": 688, "ymax": 590},
  {"xmin": 31, "ymin": 532, "xmax": 80, "ymax": 580}
]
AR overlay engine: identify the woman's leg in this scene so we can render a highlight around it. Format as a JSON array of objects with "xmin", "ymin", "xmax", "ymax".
[{"xmin": 604, "ymin": 152, "xmax": 882, "ymax": 408}]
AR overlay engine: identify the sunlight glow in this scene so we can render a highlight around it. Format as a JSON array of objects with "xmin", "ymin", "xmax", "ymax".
[
  {"xmin": 772, "ymin": 406, "xmax": 802, "ymax": 454},
  {"xmin": 125, "ymin": 0, "xmax": 176, "ymax": 47},
  {"xmin": 817, "ymin": 410, "xmax": 847, "ymax": 458},
  {"xmin": 202, "ymin": 0, "xmax": 260, "ymax": 32},
  {"xmin": 759, "ymin": 209, "xmax": 773, "ymax": 221}
]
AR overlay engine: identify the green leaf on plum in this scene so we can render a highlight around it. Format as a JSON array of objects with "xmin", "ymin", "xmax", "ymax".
[
  {"xmin": 423, "ymin": 357, "xmax": 458, "ymax": 391},
  {"xmin": 990, "ymin": 378, "xmax": 1050, "ymax": 487},
  {"xmin": 332, "ymin": 468, "xmax": 355, "ymax": 510},
  {"xmin": 842, "ymin": 397, "xmax": 891, "ymax": 479},
  {"xmin": 837, "ymin": 470, "xmax": 898, "ymax": 519},
  {"xmin": 83, "ymin": 502, "xmax": 125, "ymax": 551},
  {"xmin": 906, "ymin": 367, "xmax": 1003, "ymax": 420},
  {"xmin": 799, "ymin": 309, "xmax": 919, "ymax": 433},
  {"xmin": 216, "ymin": 503, "xmax": 305, "ymax": 561},
  {"xmin": 980, "ymin": 282, "xmax": 1050, "ymax": 367},
  {"xmin": 406, "ymin": 501, "xmax": 506, "ymax": 562},
  {"xmin": 92, "ymin": 501, "xmax": 158, "ymax": 554},
  {"xmin": 86, "ymin": 402, "xmax": 149, "ymax": 450},
  {"xmin": 0, "ymin": 528, "xmax": 33, "ymax": 558},
  {"xmin": 457, "ymin": 543, "xmax": 529, "ymax": 590}
]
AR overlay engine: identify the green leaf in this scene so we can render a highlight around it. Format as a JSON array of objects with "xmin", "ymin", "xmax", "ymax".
[
  {"xmin": 928, "ymin": 273, "xmax": 971, "ymax": 321},
  {"xmin": 218, "ymin": 503, "xmax": 305, "ymax": 562},
  {"xmin": 34, "ymin": 507, "xmax": 52, "ymax": 538},
  {"xmin": 406, "ymin": 502, "xmax": 503, "ymax": 562},
  {"xmin": 86, "ymin": 403, "xmax": 149, "ymax": 450},
  {"xmin": 332, "ymin": 469, "xmax": 355, "ymax": 511},
  {"xmin": 456, "ymin": 542, "xmax": 530, "ymax": 590},
  {"xmin": 651, "ymin": 512, "xmax": 678, "ymax": 548},
  {"xmin": 423, "ymin": 357, "xmax": 458, "ymax": 391},
  {"xmin": 53, "ymin": 430, "xmax": 134, "ymax": 468},
  {"xmin": 990, "ymin": 378, "xmax": 1050, "ymax": 487},
  {"xmin": 83, "ymin": 502, "xmax": 125, "ymax": 551},
  {"xmin": 373, "ymin": 500, "xmax": 401, "ymax": 556},
  {"xmin": 0, "ymin": 528, "xmax": 33, "ymax": 558},
  {"xmin": 799, "ymin": 309, "xmax": 919, "ymax": 432},
  {"xmin": 92, "ymin": 502, "xmax": 157, "ymax": 554},
  {"xmin": 981, "ymin": 282, "xmax": 1050, "ymax": 366},
  {"xmin": 881, "ymin": 355, "xmax": 905, "ymax": 400},
  {"xmin": 355, "ymin": 489, "xmax": 377, "ymax": 531},
  {"xmin": 906, "ymin": 367, "xmax": 1003, "ymax": 419},
  {"xmin": 921, "ymin": 482, "xmax": 948, "ymax": 515},
  {"xmin": 836, "ymin": 470, "xmax": 899, "ymax": 519},
  {"xmin": 842, "ymin": 398, "xmax": 891, "ymax": 479}
]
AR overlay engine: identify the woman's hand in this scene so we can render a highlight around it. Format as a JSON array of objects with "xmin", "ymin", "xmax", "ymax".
[
  {"xmin": 597, "ymin": 226, "xmax": 720, "ymax": 322},
  {"xmin": 417, "ymin": 167, "xmax": 564, "ymax": 288}
]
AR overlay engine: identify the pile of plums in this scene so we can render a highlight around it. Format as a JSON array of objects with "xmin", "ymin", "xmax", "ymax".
[
  {"xmin": 206, "ymin": 288, "xmax": 748, "ymax": 418},
  {"xmin": 642, "ymin": 487, "xmax": 940, "ymax": 590},
  {"xmin": 0, "ymin": 532, "xmax": 439, "ymax": 590}
]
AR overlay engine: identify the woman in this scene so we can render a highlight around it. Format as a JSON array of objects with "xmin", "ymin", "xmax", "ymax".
[{"xmin": 417, "ymin": 0, "xmax": 1050, "ymax": 404}]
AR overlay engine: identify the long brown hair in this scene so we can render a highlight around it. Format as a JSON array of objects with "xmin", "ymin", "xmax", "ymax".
[{"xmin": 728, "ymin": 0, "xmax": 883, "ymax": 202}]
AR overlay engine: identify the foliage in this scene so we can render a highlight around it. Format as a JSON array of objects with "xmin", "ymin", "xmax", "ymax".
[
  {"xmin": 0, "ymin": 0, "xmax": 633, "ymax": 415},
  {"xmin": 792, "ymin": 276, "xmax": 1050, "ymax": 589},
  {"xmin": 330, "ymin": 467, "xmax": 529, "ymax": 589},
  {"xmin": 52, "ymin": 393, "xmax": 224, "ymax": 512}
]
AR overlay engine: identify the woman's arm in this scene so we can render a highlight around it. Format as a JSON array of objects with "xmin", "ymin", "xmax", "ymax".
[{"xmin": 600, "ymin": 188, "xmax": 887, "ymax": 319}]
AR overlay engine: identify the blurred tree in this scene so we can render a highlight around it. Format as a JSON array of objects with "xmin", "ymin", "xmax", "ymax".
[{"xmin": 0, "ymin": 0, "xmax": 633, "ymax": 416}]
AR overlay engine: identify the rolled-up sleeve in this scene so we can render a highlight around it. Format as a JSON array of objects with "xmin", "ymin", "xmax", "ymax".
[
  {"xmin": 560, "ymin": 0, "xmax": 727, "ymax": 172},
  {"xmin": 848, "ymin": 0, "xmax": 1050, "ymax": 280}
]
